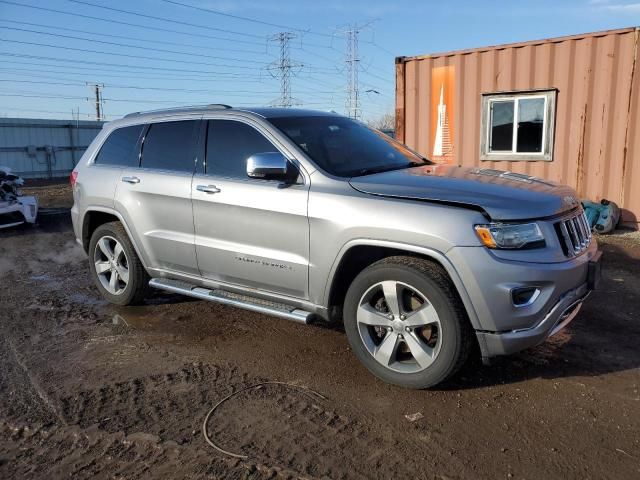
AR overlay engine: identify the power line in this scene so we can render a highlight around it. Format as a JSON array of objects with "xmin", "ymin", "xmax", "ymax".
[
  {"xmin": 0, "ymin": 52, "xmax": 266, "ymax": 76},
  {"xmin": 0, "ymin": 20, "xmax": 270, "ymax": 56},
  {"xmin": 0, "ymin": 38, "xmax": 265, "ymax": 70},
  {"xmin": 0, "ymin": 26, "xmax": 270, "ymax": 64},
  {"xmin": 66, "ymin": 0, "xmax": 264, "ymax": 39},
  {"xmin": 158, "ymin": 0, "xmax": 334, "ymax": 38},
  {"xmin": 0, "ymin": 0, "xmax": 266, "ymax": 46},
  {"xmin": 0, "ymin": 78, "xmax": 342, "ymax": 96},
  {"xmin": 0, "ymin": 64, "xmax": 269, "ymax": 83}
]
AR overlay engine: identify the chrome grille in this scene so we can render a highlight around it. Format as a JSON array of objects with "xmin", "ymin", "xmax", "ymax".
[{"xmin": 555, "ymin": 210, "xmax": 592, "ymax": 257}]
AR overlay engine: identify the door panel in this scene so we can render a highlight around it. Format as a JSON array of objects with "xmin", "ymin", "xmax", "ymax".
[
  {"xmin": 115, "ymin": 120, "xmax": 201, "ymax": 275},
  {"xmin": 192, "ymin": 177, "xmax": 309, "ymax": 298},
  {"xmin": 192, "ymin": 119, "xmax": 310, "ymax": 299}
]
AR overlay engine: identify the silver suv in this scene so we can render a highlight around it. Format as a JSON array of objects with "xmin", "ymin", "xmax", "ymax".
[{"xmin": 71, "ymin": 105, "xmax": 601, "ymax": 389}]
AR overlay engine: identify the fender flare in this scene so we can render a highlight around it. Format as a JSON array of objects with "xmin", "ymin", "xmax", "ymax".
[
  {"xmin": 322, "ymin": 239, "xmax": 482, "ymax": 330},
  {"xmin": 81, "ymin": 206, "xmax": 150, "ymax": 270}
]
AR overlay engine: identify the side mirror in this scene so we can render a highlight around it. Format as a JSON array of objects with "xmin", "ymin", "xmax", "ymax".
[{"xmin": 246, "ymin": 152, "xmax": 290, "ymax": 180}]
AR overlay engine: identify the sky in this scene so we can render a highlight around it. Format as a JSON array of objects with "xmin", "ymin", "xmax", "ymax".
[{"xmin": 0, "ymin": 0, "xmax": 638, "ymax": 122}]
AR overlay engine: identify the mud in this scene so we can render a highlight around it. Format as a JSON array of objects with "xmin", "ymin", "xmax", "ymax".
[{"xmin": 0, "ymin": 184, "xmax": 639, "ymax": 479}]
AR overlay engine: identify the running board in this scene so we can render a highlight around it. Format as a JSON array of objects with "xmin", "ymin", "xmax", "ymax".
[{"xmin": 148, "ymin": 278, "xmax": 312, "ymax": 324}]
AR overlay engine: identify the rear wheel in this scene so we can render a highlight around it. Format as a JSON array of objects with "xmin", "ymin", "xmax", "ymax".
[
  {"xmin": 343, "ymin": 256, "xmax": 473, "ymax": 389},
  {"xmin": 88, "ymin": 221, "xmax": 149, "ymax": 306}
]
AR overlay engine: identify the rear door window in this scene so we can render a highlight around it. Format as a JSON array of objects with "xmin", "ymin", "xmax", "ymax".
[
  {"xmin": 206, "ymin": 120, "xmax": 279, "ymax": 178},
  {"xmin": 94, "ymin": 125, "xmax": 144, "ymax": 167},
  {"xmin": 141, "ymin": 120, "xmax": 199, "ymax": 172}
]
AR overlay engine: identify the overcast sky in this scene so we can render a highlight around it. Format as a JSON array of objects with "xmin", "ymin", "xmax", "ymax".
[{"xmin": 0, "ymin": 0, "xmax": 638, "ymax": 121}]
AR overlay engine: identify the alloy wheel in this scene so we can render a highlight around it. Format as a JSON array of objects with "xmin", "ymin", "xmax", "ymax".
[
  {"xmin": 93, "ymin": 235, "xmax": 129, "ymax": 295},
  {"xmin": 356, "ymin": 280, "xmax": 443, "ymax": 374}
]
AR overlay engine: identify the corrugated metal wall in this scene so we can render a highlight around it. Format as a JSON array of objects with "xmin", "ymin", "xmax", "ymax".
[
  {"xmin": 396, "ymin": 27, "xmax": 640, "ymax": 224},
  {"xmin": 0, "ymin": 118, "xmax": 104, "ymax": 178}
]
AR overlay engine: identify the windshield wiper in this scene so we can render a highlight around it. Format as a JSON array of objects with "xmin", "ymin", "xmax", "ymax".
[{"xmin": 352, "ymin": 162, "xmax": 423, "ymax": 177}]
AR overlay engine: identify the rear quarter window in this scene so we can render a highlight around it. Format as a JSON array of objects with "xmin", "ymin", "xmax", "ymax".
[{"xmin": 93, "ymin": 125, "xmax": 144, "ymax": 167}]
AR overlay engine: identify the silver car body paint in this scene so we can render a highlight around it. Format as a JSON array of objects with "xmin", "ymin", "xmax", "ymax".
[{"xmin": 71, "ymin": 106, "xmax": 599, "ymax": 359}]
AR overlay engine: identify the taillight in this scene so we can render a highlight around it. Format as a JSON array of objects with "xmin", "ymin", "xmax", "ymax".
[{"xmin": 70, "ymin": 170, "xmax": 78, "ymax": 187}]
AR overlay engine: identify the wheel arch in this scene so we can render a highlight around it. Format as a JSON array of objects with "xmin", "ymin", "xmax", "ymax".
[
  {"xmin": 324, "ymin": 240, "xmax": 481, "ymax": 330},
  {"xmin": 81, "ymin": 207, "xmax": 148, "ymax": 269}
]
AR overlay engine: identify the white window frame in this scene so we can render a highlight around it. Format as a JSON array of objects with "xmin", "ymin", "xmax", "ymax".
[{"xmin": 480, "ymin": 89, "xmax": 556, "ymax": 161}]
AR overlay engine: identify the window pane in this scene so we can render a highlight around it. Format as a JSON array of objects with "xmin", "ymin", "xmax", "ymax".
[
  {"xmin": 141, "ymin": 121, "xmax": 198, "ymax": 172},
  {"xmin": 490, "ymin": 101, "xmax": 514, "ymax": 151},
  {"xmin": 94, "ymin": 125, "xmax": 144, "ymax": 167},
  {"xmin": 206, "ymin": 120, "xmax": 278, "ymax": 178},
  {"xmin": 516, "ymin": 98, "xmax": 545, "ymax": 153},
  {"xmin": 268, "ymin": 116, "xmax": 426, "ymax": 177}
]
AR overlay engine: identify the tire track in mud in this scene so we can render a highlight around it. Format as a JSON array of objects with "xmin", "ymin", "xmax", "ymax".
[
  {"xmin": 0, "ymin": 420, "xmax": 310, "ymax": 480},
  {"xmin": 56, "ymin": 361, "xmax": 438, "ymax": 479},
  {"xmin": 3, "ymin": 337, "xmax": 66, "ymax": 426}
]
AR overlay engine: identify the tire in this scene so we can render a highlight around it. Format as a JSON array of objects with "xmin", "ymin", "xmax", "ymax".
[
  {"xmin": 88, "ymin": 221, "xmax": 149, "ymax": 306},
  {"xmin": 343, "ymin": 256, "xmax": 473, "ymax": 389}
]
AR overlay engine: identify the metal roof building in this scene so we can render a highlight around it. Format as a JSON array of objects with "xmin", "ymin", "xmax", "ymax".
[{"xmin": 0, "ymin": 118, "xmax": 104, "ymax": 178}]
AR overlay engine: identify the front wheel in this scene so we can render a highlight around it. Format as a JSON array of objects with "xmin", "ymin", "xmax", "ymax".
[{"xmin": 343, "ymin": 256, "xmax": 473, "ymax": 389}]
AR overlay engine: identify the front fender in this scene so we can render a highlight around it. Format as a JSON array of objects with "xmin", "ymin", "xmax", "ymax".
[{"xmin": 322, "ymin": 239, "xmax": 482, "ymax": 330}]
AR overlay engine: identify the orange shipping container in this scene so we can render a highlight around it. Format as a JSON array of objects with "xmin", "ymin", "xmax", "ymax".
[{"xmin": 395, "ymin": 27, "xmax": 640, "ymax": 225}]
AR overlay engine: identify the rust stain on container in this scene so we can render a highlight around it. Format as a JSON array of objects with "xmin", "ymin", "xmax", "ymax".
[{"xmin": 396, "ymin": 27, "xmax": 640, "ymax": 224}]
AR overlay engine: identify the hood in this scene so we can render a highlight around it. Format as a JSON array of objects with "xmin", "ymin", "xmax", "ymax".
[{"xmin": 349, "ymin": 165, "xmax": 580, "ymax": 221}]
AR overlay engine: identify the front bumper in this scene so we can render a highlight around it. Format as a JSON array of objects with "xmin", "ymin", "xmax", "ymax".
[
  {"xmin": 476, "ymin": 282, "xmax": 590, "ymax": 356},
  {"xmin": 447, "ymin": 240, "xmax": 600, "ymax": 358}
]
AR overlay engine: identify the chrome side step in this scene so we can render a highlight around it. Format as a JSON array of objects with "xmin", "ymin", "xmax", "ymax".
[{"xmin": 148, "ymin": 278, "xmax": 312, "ymax": 324}]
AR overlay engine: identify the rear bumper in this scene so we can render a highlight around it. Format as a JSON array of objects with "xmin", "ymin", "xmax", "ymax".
[{"xmin": 476, "ymin": 282, "xmax": 590, "ymax": 356}]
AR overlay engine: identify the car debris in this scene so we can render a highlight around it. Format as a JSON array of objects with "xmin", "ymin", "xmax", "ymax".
[{"xmin": 0, "ymin": 166, "xmax": 38, "ymax": 229}]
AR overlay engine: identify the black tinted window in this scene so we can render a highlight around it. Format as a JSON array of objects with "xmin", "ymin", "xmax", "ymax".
[
  {"xmin": 94, "ymin": 125, "xmax": 143, "ymax": 167},
  {"xmin": 206, "ymin": 120, "xmax": 277, "ymax": 178},
  {"xmin": 268, "ymin": 116, "xmax": 428, "ymax": 177},
  {"xmin": 141, "ymin": 120, "xmax": 198, "ymax": 172}
]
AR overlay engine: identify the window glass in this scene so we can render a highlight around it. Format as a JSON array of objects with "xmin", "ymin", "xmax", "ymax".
[
  {"xmin": 489, "ymin": 101, "xmax": 514, "ymax": 152},
  {"xmin": 141, "ymin": 120, "xmax": 198, "ymax": 172},
  {"xmin": 206, "ymin": 120, "xmax": 278, "ymax": 178},
  {"xmin": 516, "ymin": 97, "xmax": 545, "ymax": 153},
  {"xmin": 94, "ymin": 125, "xmax": 144, "ymax": 167},
  {"xmin": 268, "ymin": 116, "xmax": 428, "ymax": 177}
]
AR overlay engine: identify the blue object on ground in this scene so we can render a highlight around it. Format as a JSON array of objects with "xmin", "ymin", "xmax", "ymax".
[{"xmin": 581, "ymin": 199, "xmax": 620, "ymax": 234}]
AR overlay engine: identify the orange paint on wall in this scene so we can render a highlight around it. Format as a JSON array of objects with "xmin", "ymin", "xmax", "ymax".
[{"xmin": 430, "ymin": 65, "xmax": 456, "ymax": 164}]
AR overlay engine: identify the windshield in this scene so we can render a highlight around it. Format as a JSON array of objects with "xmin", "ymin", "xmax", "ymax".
[{"xmin": 267, "ymin": 115, "xmax": 431, "ymax": 177}]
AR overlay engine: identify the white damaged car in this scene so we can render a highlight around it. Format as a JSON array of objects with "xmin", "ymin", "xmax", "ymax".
[{"xmin": 0, "ymin": 166, "xmax": 38, "ymax": 229}]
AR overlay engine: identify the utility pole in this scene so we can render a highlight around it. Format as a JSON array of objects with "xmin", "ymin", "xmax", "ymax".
[
  {"xmin": 345, "ymin": 24, "xmax": 361, "ymax": 119},
  {"xmin": 86, "ymin": 83, "xmax": 104, "ymax": 121},
  {"xmin": 267, "ymin": 32, "xmax": 302, "ymax": 107}
]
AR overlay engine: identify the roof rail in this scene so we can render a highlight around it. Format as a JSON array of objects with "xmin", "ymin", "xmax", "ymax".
[{"xmin": 124, "ymin": 104, "xmax": 232, "ymax": 118}]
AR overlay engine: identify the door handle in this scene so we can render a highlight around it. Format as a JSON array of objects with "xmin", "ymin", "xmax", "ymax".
[
  {"xmin": 196, "ymin": 184, "xmax": 221, "ymax": 194},
  {"xmin": 121, "ymin": 176, "xmax": 140, "ymax": 184}
]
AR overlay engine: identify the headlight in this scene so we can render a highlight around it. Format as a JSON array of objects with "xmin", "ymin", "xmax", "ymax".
[{"xmin": 474, "ymin": 223, "xmax": 545, "ymax": 249}]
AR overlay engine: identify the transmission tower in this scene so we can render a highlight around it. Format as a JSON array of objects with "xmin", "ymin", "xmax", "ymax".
[
  {"xmin": 267, "ymin": 32, "xmax": 302, "ymax": 107},
  {"xmin": 86, "ymin": 83, "xmax": 105, "ymax": 121},
  {"xmin": 345, "ymin": 24, "xmax": 361, "ymax": 120}
]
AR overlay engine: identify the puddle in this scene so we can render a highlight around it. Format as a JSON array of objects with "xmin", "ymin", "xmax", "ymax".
[
  {"xmin": 67, "ymin": 293, "xmax": 109, "ymax": 305},
  {"xmin": 69, "ymin": 292, "xmax": 108, "ymax": 307},
  {"xmin": 30, "ymin": 274, "xmax": 52, "ymax": 281}
]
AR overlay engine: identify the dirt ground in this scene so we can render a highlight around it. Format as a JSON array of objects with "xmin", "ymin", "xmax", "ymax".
[{"xmin": 0, "ymin": 183, "xmax": 639, "ymax": 480}]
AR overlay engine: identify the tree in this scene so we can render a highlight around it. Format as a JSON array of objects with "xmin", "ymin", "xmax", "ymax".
[{"xmin": 367, "ymin": 111, "xmax": 395, "ymax": 131}]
